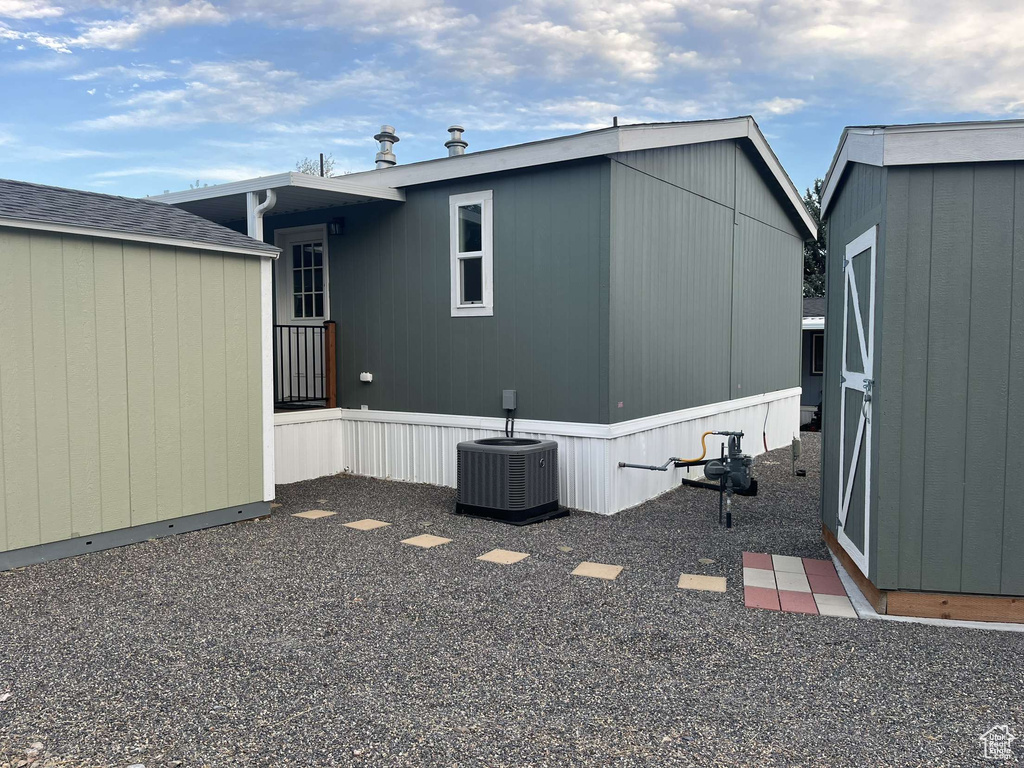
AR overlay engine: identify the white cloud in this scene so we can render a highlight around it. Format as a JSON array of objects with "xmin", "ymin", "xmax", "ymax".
[
  {"xmin": 69, "ymin": 0, "xmax": 228, "ymax": 49},
  {"xmin": 0, "ymin": 21, "xmax": 71, "ymax": 52},
  {"xmin": 67, "ymin": 63, "xmax": 172, "ymax": 82},
  {"xmin": 0, "ymin": 0, "xmax": 62, "ymax": 19},
  {"xmin": 755, "ymin": 96, "xmax": 805, "ymax": 115},
  {"xmin": 74, "ymin": 59, "xmax": 400, "ymax": 131},
  {"xmin": 759, "ymin": 0, "xmax": 1024, "ymax": 114}
]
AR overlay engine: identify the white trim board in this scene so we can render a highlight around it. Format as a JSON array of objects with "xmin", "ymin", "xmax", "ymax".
[
  {"xmin": 273, "ymin": 387, "xmax": 801, "ymax": 436},
  {"xmin": 151, "ymin": 171, "xmax": 406, "ymax": 206},
  {"xmin": 273, "ymin": 389, "xmax": 802, "ymax": 514},
  {"xmin": 822, "ymin": 119, "xmax": 1024, "ymax": 215},
  {"xmin": 0, "ymin": 216, "xmax": 279, "ymax": 259}
]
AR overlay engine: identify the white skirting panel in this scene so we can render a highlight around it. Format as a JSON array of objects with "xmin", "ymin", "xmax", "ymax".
[{"xmin": 273, "ymin": 388, "xmax": 800, "ymax": 514}]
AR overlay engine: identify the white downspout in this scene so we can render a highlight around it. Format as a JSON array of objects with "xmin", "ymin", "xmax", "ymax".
[{"xmin": 247, "ymin": 189, "xmax": 278, "ymax": 503}]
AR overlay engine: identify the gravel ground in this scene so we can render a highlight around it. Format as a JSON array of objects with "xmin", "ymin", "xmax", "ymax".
[{"xmin": 1, "ymin": 433, "xmax": 1021, "ymax": 767}]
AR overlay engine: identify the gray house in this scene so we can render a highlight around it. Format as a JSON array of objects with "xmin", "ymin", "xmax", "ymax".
[
  {"xmin": 0, "ymin": 179, "xmax": 277, "ymax": 570},
  {"xmin": 157, "ymin": 117, "xmax": 816, "ymax": 514},
  {"xmin": 820, "ymin": 120, "xmax": 1024, "ymax": 622},
  {"xmin": 801, "ymin": 297, "xmax": 825, "ymax": 427}
]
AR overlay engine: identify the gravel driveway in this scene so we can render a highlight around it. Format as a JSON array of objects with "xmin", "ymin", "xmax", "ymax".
[{"xmin": 1, "ymin": 433, "xmax": 1020, "ymax": 767}]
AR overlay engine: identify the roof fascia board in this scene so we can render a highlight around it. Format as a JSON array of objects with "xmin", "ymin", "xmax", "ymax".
[
  {"xmin": 743, "ymin": 120, "xmax": 818, "ymax": 240},
  {"xmin": 821, "ymin": 130, "xmax": 885, "ymax": 214},
  {"xmin": 822, "ymin": 121, "xmax": 1024, "ymax": 216},
  {"xmin": 152, "ymin": 171, "xmax": 405, "ymax": 205},
  {"xmin": 0, "ymin": 216, "xmax": 280, "ymax": 258},
  {"xmin": 346, "ymin": 117, "xmax": 816, "ymax": 240}
]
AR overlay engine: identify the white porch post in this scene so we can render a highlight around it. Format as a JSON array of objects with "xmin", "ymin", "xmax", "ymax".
[{"xmin": 248, "ymin": 190, "xmax": 278, "ymax": 502}]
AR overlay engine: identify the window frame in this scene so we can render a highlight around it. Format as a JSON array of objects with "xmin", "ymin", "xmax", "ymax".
[
  {"xmin": 810, "ymin": 330, "xmax": 825, "ymax": 376},
  {"xmin": 273, "ymin": 224, "xmax": 330, "ymax": 326},
  {"xmin": 449, "ymin": 190, "xmax": 493, "ymax": 317}
]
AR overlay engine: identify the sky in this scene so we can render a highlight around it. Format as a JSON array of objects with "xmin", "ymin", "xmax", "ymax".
[{"xmin": 1, "ymin": 0, "xmax": 1021, "ymax": 199}]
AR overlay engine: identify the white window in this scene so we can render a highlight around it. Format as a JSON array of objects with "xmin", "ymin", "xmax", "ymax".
[
  {"xmin": 274, "ymin": 224, "xmax": 329, "ymax": 325},
  {"xmin": 450, "ymin": 190, "xmax": 493, "ymax": 317}
]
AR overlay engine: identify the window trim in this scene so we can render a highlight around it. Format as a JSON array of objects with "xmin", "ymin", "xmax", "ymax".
[
  {"xmin": 273, "ymin": 224, "xmax": 330, "ymax": 326},
  {"xmin": 449, "ymin": 190, "xmax": 493, "ymax": 317},
  {"xmin": 810, "ymin": 331, "xmax": 825, "ymax": 376}
]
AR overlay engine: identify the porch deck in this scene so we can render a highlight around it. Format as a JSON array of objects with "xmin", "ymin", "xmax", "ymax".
[{"xmin": 0, "ymin": 434, "xmax": 1019, "ymax": 766}]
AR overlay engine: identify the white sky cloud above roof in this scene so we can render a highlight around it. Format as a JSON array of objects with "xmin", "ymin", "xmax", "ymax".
[{"xmin": 0, "ymin": 0, "xmax": 1021, "ymax": 196}]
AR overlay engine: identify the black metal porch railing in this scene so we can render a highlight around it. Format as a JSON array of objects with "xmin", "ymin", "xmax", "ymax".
[{"xmin": 273, "ymin": 323, "xmax": 336, "ymax": 408}]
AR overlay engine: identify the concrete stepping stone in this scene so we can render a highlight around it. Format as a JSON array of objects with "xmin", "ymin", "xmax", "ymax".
[
  {"xmin": 677, "ymin": 574, "xmax": 727, "ymax": 593},
  {"xmin": 477, "ymin": 549, "xmax": 530, "ymax": 565},
  {"xmin": 779, "ymin": 590, "xmax": 818, "ymax": 614},
  {"xmin": 401, "ymin": 534, "xmax": 452, "ymax": 548},
  {"xmin": 571, "ymin": 562, "xmax": 622, "ymax": 580},
  {"xmin": 291, "ymin": 510, "xmax": 336, "ymax": 520},
  {"xmin": 814, "ymin": 593, "xmax": 858, "ymax": 618},
  {"xmin": 343, "ymin": 519, "xmax": 391, "ymax": 531},
  {"xmin": 744, "ymin": 586, "xmax": 780, "ymax": 610},
  {"xmin": 743, "ymin": 567, "xmax": 777, "ymax": 590}
]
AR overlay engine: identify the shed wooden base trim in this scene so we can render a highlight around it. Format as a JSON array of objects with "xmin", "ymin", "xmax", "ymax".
[
  {"xmin": 822, "ymin": 524, "xmax": 1024, "ymax": 624},
  {"xmin": 822, "ymin": 524, "xmax": 886, "ymax": 613},
  {"xmin": 0, "ymin": 501, "xmax": 270, "ymax": 572}
]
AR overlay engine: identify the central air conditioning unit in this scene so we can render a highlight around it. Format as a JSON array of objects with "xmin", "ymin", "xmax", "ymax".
[{"xmin": 455, "ymin": 438, "xmax": 565, "ymax": 525}]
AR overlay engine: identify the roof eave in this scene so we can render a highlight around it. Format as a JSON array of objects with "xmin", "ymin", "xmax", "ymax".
[{"xmin": 0, "ymin": 215, "xmax": 280, "ymax": 258}]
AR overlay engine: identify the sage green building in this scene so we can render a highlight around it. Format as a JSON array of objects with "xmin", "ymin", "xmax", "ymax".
[{"xmin": 0, "ymin": 179, "xmax": 278, "ymax": 570}]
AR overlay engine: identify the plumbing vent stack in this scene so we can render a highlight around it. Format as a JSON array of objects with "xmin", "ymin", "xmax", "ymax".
[
  {"xmin": 445, "ymin": 125, "xmax": 468, "ymax": 157},
  {"xmin": 374, "ymin": 125, "xmax": 399, "ymax": 169}
]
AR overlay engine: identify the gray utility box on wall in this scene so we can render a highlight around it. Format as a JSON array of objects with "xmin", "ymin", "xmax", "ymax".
[{"xmin": 455, "ymin": 438, "xmax": 566, "ymax": 525}]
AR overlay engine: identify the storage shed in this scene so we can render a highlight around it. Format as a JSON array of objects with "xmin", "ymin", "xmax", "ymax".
[
  {"xmin": 0, "ymin": 179, "xmax": 278, "ymax": 570},
  {"xmin": 820, "ymin": 120, "xmax": 1024, "ymax": 622}
]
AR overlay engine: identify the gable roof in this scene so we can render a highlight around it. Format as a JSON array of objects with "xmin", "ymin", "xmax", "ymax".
[
  {"xmin": 821, "ymin": 119, "xmax": 1024, "ymax": 215},
  {"xmin": 0, "ymin": 177, "xmax": 279, "ymax": 257},
  {"xmin": 153, "ymin": 117, "xmax": 816, "ymax": 240},
  {"xmin": 341, "ymin": 116, "xmax": 816, "ymax": 240}
]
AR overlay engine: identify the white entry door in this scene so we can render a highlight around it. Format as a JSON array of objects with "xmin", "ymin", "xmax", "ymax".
[
  {"xmin": 274, "ymin": 225, "xmax": 330, "ymax": 404},
  {"xmin": 837, "ymin": 226, "xmax": 876, "ymax": 575}
]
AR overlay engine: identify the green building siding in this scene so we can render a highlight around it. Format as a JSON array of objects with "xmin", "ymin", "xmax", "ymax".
[
  {"xmin": 0, "ymin": 228, "xmax": 264, "ymax": 554},
  {"xmin": 608, "ymin": 141, "xmax": 804, "ymax": 423},
  {"xmin": 265, "ymin": 144, "xmax": 803, "ymax": 426},
  {"xmin": 825, "ymin": 160, "xmax": 1024, "ymax": 597},
  {"xmin": 268, "ymin": 159, "xmax": 612, "ymax": 424}
]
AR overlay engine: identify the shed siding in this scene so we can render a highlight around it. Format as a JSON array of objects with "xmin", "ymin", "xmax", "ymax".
[
  {"xmin": 608, "ymin": 141, "xmax": 803, "ymax": 422},
  {"xmin": 0, "ymin": 228, "xmax": 264, "ymax": 553},
  {"xmin": 876, "ymin": 162, "xmax": 1024, "ymax": 595},
  {"xmin": 266, "ymin": 159, "xmax": 611, "ymax": 424},
  {"xmin": 821, "ymin": 162, "xmax": 886, "ymax": 553}
]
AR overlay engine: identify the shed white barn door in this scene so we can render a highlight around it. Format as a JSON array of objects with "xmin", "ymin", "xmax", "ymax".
[{"xmin": 837, "ymin": 226, "xmax": 876, "ymax": 576}]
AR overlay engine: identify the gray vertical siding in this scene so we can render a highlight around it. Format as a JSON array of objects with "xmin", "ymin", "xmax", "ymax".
[
  {"xmin": 0, "ymin": 229, "xmax": 264, "ymax": 555},
  {"xmin": 821, "ymin": 162, "xmax": 886, "ymax": 561},
  {"xmin": 608, "ymin": 140, "xmax": 804, "ymax": 422},
  {"xmin": 265, "ymin": 159, "xmax": 612, "ymax": 424},
  {"xmin": 801, "ymin": 330, "xmax": 824, "ymax": 408},
  {"xmin": 829, "ymin": 160, "xmax": 1024, "ymax": 596}
]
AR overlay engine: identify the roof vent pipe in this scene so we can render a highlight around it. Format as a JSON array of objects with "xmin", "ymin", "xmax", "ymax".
[
  {"xmin": 374, "ymin": 125, "xmax": 399, "ymax": 169},
  {"xmin": 445, "ymin": 125, "xmax": 468, "ymax": 157}
]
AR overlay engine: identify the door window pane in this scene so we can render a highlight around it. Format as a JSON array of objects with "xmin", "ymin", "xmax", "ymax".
[
  {"xmin": 461, "ymin": 257, "xmax": 483, "ymax": 304},
  {"xmin": 458, "ymin": 204, "xmax": 482, "ymax": 252},
  {"xmin": 290, "ymin": 239, "xmax": 326, "ymax": 319}
]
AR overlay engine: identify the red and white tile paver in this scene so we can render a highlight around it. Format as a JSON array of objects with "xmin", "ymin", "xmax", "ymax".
[{"xmin": 742, "ymin": 553, "xmax": 857, "ymax": 618}]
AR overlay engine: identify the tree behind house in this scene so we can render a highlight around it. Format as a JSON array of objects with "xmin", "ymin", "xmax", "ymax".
[
  {"xmin": 296, "ymin": 154, "xmax": 335, "ymax": 177},
  {"xmin": 803, "ymin": 178, "xmax": 826, "ymax": 297}
]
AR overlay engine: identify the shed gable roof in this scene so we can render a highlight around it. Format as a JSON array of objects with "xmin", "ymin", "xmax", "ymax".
[
  {"xmin": 821, "ymin": 119, "xmax": 1024, "ymax": 216},
  {"xmin": 0, "ymin": 178, "xmax": 279, "ymax": 257}
]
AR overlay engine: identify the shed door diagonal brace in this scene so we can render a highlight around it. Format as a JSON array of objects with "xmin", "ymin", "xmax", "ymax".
[{"xmin": 837, "ymin": 225, "xmax": 877, "ymax": 576}]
